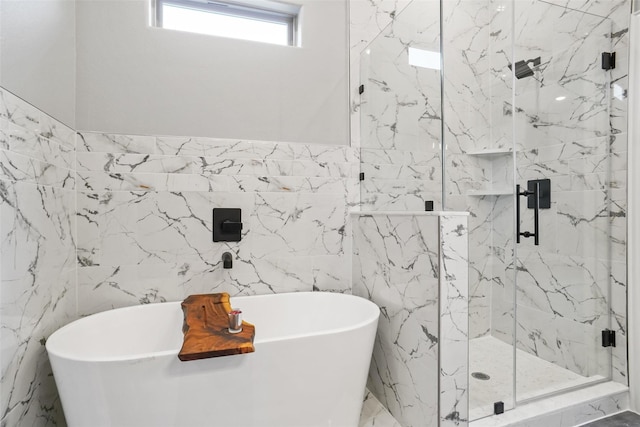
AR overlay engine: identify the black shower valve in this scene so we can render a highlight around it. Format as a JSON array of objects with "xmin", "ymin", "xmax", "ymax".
[{"xmin": 213, "ymin": 208, "xmax": 243, "ymax": 242}]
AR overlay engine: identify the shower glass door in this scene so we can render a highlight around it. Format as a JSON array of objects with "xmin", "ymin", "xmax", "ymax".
[
  {"xmin": 512, "ymin": 1, "xmax": 613, "ymax": 405},
  {"xmin": 455, "ymin": 0, "xmax": 617, "ymax": 420},
  {"xmin": 360, "ymin": 0, "xmax": 619, "ymax": 422}
]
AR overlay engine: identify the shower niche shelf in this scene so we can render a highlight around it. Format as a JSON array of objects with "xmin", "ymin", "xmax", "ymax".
[
  {"xmin": 466, "ymin": 189, "xmax": 513, "ymax": 196},
  {"xmin": 464, "ymin": 148, "xmax": 513, "ymax": 197}
]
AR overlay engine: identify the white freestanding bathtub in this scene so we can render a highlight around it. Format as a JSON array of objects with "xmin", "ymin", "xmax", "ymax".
[{"xmin": 46, "ymin": 292, "xmax": 379, "ymax": 427}]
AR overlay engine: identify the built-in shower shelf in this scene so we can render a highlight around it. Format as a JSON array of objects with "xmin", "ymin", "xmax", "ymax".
[
  {"xmin": 466, "ymin": 189, "xmax": 513, "ymax": 196},
  {"xmin": 466, "ymin": 148, "xmax": 512, "ymax": 156}
]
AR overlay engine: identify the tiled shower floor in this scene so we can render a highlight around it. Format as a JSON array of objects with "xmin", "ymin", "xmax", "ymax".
[{"xmin": 470, "ymin": 336, "xmax": 605, "ymax": 420}]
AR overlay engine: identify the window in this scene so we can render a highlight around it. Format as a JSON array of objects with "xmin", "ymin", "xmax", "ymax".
[
  {"xmin": 154, "ymin": 0, "xmax": 300, "ymax": 46},
  {"xmin": 408, "ymin": 47, "xmax": 441, "ymax": 70}
]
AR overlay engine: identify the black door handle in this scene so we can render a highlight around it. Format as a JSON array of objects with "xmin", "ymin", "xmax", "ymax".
[
  {"xmin": 516, "ymin": 183, "xmax": 540, "ymax": 246},
  {"xmin": 517, "ymin": 184, "xmax": 521, "ymax": 244},
  {"xmin": 533, "ymin": 182, "xmax": 540, "ymax": 245}
]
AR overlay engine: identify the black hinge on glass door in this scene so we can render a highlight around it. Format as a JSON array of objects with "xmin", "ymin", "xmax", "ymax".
[
  {"xmin": 602, "ymin": 52, "xmax": 616, "ymax": 70},
  {"xmin": 602, "ymin": 329, "xmax": 616, "ymax": 347}
]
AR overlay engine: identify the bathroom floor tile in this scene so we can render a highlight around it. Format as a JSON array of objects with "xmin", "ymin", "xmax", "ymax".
[
  {"xmin": 580, "ymin": 411, "xmax": 640, "ymax": 426},
  {"xmin": 359, "ymin": 389, "xmax": 401, "ymax": 427}
]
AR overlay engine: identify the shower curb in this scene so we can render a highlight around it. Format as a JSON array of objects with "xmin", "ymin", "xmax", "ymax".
[{"xmin": 469, "ymin": 382, "xmax": 629, "ymax": 427}]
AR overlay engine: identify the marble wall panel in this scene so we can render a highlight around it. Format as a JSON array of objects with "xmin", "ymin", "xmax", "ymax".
[
  {"xmin": 440, "ymin": 215, "xmax": 470, "ymax": 426},
  {"xmin": 352, "ymin": 0, "xmax": 630, "ymax": 410},
  {"xmin": 349, "ymin": 0, "xmax": 415, "ymax": 148},
  {"xmin": 0, "ymin": 87, "xmax": 76, "ymax": 426},
  {"xmin": 76, "ymin": 131, "xmax": 359, "ymax": 315},
  {"xmin": 1, "ymin": 86, "xmax": 360, "ymax": 426},
  {"xmin": 498, "ymin": 0, "xmax": 630, "ymax": 383},
  {"xmin": 352, "ymin": 212, "xmax": 469, "ymax": 427},
  {"xmin": 352, "ymin": 213, "xmax": 440, "ymax": 427},
  {"xmin": 441, "ymin": 0, "xmax": 516, "ymax": 351},
  {"xmin": 357, "ymin": 0, "xmax": 443, "ymax": 211}
]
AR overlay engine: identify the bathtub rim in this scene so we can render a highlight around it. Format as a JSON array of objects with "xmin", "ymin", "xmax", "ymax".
[{"xmin": 46, "ymin": 291, "xmax": 380, "ymax": 363}]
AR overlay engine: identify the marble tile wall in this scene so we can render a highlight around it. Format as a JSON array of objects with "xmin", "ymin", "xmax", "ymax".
[
  {"xmin": 487, "ymin": 0, "xmax": 630, "ymax": 384},
  {"xmin": 441, "ymin": 0, "xmax": 514, "ymax": 346},
  {"xmin": 403, "ymin": 0, "xmax": 629, "ymax": 386},
  {"xmin": 0, "ymin": 1, "xmax": 631, "ymax": 425},
  {"xmin": 0, "ymin": 87, "xmax": 77, "ymax": 426},
  {"xmin": 351, "ymin": 0, "xmax": 630, "ymax": 410},
  {"xmin": 352, "ymin": 213, "xmax": 440, "ymax": 427},
  {"xmin": 439, "ymin": 214, "xmax": 471, "ymax": 426},
  {"xmin": 1, "ymin": 88, "xmax": 361, "ymax": 426},
  {"xmin": 351, "ymin": 0, "xmax": 515, "ymax": 344},
  {"xmin": 75, "ymin": 132, "xmax": 360, "ymax": 315},
  {"xmin": 350, "ymin": 0, "xmax": 413, "ymax": 148},
  {"xmin": 352, "ymin": 212, "xmax": 469, "ymax": 427},
  {"xmin": 357, "ymin": 0, "xmax": 443, "ymax": 211}
]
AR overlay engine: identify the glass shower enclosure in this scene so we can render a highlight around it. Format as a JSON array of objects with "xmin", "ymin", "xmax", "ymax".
[{"xmin": 359, "ymin": 0, "xmax": 621, "ymax": 421}]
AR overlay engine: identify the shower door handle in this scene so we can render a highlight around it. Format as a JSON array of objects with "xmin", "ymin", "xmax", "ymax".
[{"xmin": 516, "ymin": 183, "xmax": 540, "ymax": 246}]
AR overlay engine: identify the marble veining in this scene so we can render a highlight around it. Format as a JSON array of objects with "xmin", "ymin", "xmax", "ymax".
[
  {"xmin": 352, "ymin": 0, "xmax": 629, "ymax": 421},
  {"xmin": 440, "ymin": 215, "xmax": 470, "ymax": 426},
  {"xmin": 0, "ymin": 0, "xmax": 631, "ymax": 425},
  {"xmin": 353, "ymin": 213, "xmax": 441, "ymax": 427},
  {"xmin": 470, "ymin": 382, "xmax": 629, "ymax": 427},
  {"xmin": 1, "ymin": 86, "xmax": 361, "ymax": 425},
  {"xmin": 0, "ymin": 87, "xmax": 76, "ymax": 426},
  {"xmin": 580, "ymin": 410, "xmax": 640, "ymax": 427},
  {"xmin": 359, "ymin": 390, "xmax": 402, "ymax": 427},
  {"xmin": 349, "ymin": 0, "xmax": 415, "ymax": 148},
  {"xmin": 357, "ymin": 0, "xmax": 443, "ymax": 211},
  {"xmin": 352, "ymin": 212, "xmax": 469, "ymax": 427},
  {"xmin": 436, "ymin": 0, "xmax": 629, "ymax": 407},
  {"xmin": 76, "ymin": 131, "xmax": 359, "ymax": 315}
]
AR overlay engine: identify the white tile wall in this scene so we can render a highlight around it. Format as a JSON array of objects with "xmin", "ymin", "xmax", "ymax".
[
  {"xmin": 0, "ymin": 87, "xmax": 76, "ymax": 426},
  {"xmin": 352, "ymin": 212, "xmax": 469, "ymax": 427}
]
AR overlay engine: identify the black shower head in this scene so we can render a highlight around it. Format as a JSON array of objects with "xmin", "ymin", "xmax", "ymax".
[
  {"xmin": 509, "ymin": 60, "xmax": 534, "ymax": 79},
  {"xmin": 508, "ymin": 57, "xmax": 541, "ymax": 79}
]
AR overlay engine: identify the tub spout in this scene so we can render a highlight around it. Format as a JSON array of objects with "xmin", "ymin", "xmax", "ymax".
[{"xmin": 222, "ymin": 252, "xmax": 233, "ymax": 269}]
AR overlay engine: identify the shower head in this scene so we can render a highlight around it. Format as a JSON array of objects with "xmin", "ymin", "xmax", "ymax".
[
  {"xmin": 509, "ymin": 60, "xmax": 534, "ymax": 79},
  {"xmin": 508, "ymin": 57, "xmax": 541, "ymax": 79}
]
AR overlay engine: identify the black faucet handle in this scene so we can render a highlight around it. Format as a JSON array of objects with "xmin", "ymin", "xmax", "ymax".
[{"xmin": 221, "ymin": 220, "xmax": 243, "ymax": 233}]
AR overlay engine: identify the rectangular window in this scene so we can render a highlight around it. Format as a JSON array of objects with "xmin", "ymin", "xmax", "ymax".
[
  {"xmin": 154, "ymin": 0, "xmax": 300, "ymax": 47},
  {"xmin": 408, "ymin": 47, "xmax": 441, "ymax": 70}
]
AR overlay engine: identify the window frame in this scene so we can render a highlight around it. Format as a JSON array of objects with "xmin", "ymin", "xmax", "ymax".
[{"xmin": 155, "ymin": 0, "xmax": 299, "ymax": 46}]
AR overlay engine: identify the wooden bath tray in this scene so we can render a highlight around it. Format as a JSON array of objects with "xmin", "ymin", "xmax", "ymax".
[{"xmin": 178, "ymin": 293, "xmax": 255, "ymax": 361}]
